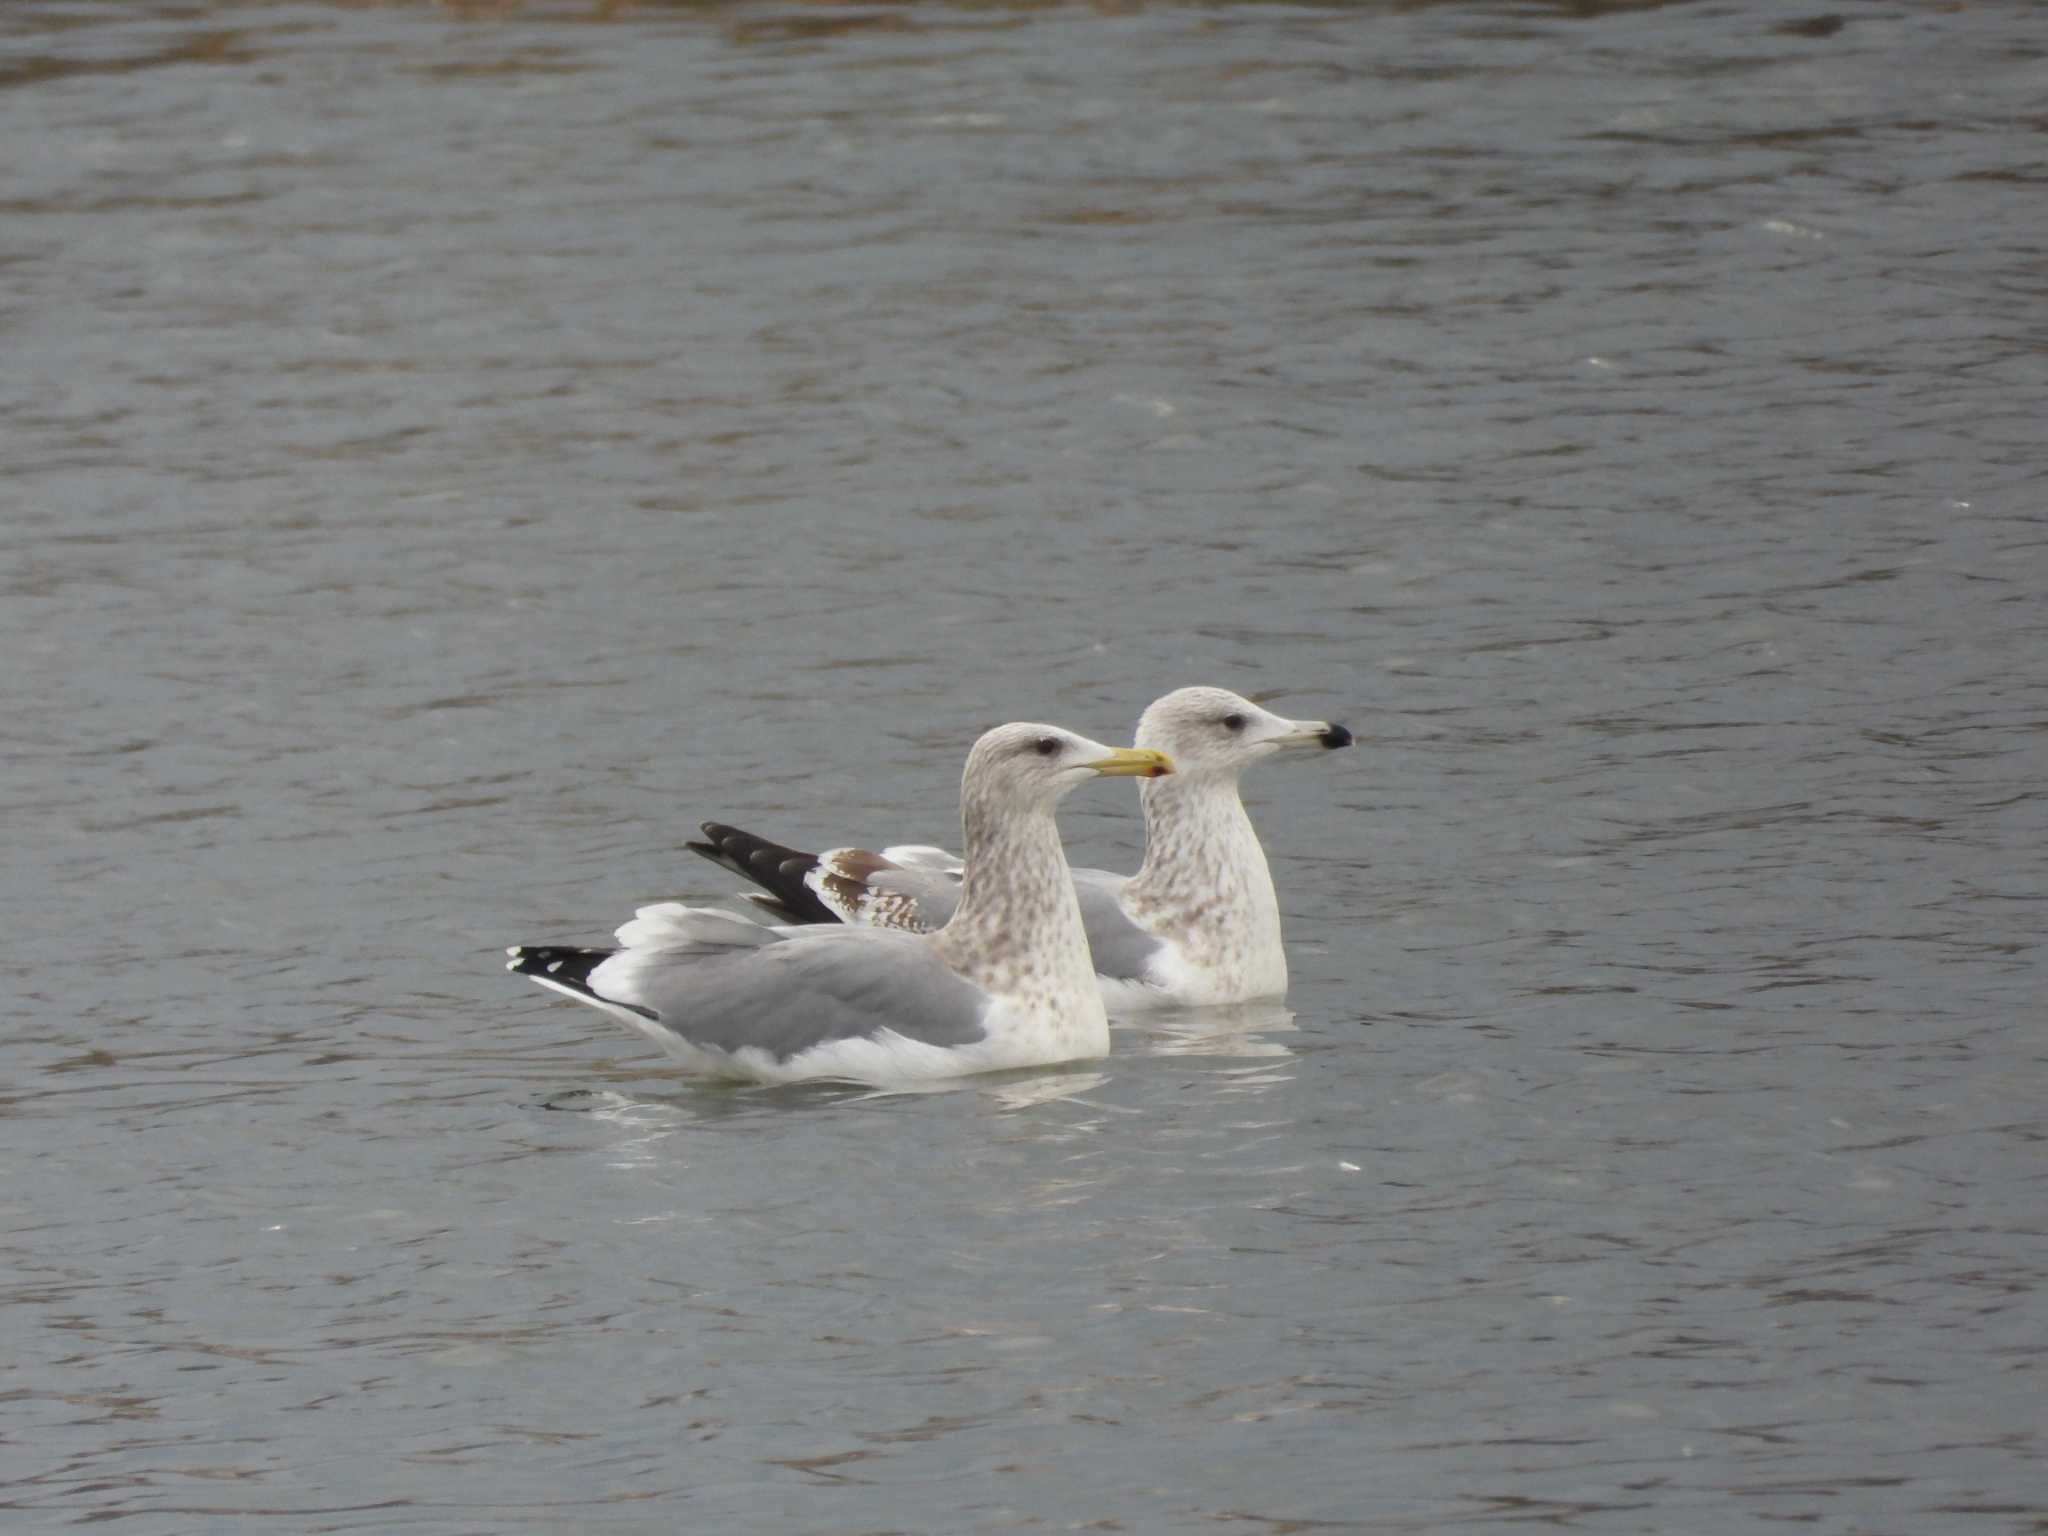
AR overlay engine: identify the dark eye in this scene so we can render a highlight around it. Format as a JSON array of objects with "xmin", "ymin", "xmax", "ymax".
[
  {"xmin": 1222, "ymin": 713, "xmax": 1247, "ymax": 732},
  {"xmin": 1034, "ymin": 736, "xmax": 1062, "ymax": 757}
]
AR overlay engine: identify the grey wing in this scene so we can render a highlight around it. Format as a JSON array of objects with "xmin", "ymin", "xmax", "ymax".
[
  {"xmin": 1071, "ymin": 868, "xmax": 1167, "ymax": 983},
  {"xmin": 620, "ymin": 927, "xmax": 992, "ymax": 1059}
]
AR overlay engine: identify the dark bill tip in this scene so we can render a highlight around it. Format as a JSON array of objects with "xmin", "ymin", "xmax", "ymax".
[{"xmin": 1320, "ymin": 723, "xmax": 1355, "ymax": 749}]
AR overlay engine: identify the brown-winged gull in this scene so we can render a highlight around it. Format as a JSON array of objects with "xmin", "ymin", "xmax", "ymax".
[
  {"xmin": 687, "ymin": 687, "xmax": 1351, "ymax": 1008},
  {"xmin": 507, "ymin": 724, "xmax": 1173, "ymax": 1084}
]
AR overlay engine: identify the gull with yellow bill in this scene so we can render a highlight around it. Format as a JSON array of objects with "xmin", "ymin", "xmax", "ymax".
[{"xmin": 507, "ymin": 724, "xmax": 1172, "ymax": 1085}]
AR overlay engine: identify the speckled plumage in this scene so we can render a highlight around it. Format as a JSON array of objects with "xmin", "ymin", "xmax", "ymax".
[
  {"xmin": 1119, "ymin": 762, "xmax": 1289, "ymax": 1004},
  {"xmin": 686, "ymin": 687, "xmax": 1353, "ymax": 1008},
  {"xmin": 929, "ymin": 757, "xmax": 1105, "ymax": 1062}
]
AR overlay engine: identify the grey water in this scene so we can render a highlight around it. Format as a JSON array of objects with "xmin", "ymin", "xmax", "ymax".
[{"xmin": 4, "ymin": 0, "xmax": 2045, "ymax": 1529}]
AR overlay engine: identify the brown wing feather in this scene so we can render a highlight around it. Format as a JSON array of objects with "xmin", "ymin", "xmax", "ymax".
[{"xmin": 812, "ymin": 849, "xmax": 939, "ymax": 934}]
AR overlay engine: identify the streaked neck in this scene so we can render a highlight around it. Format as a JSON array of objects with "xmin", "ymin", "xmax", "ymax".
[
  {"xmin": 1126, "ymin": 771, "xmax": 1284, "ymax": 973},
  {"xmin": 934, "ymin": 788, "xmax": 1098, "ymax": 1009}
]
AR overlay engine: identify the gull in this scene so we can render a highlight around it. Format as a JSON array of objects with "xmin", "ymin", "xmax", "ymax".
[
  {"xmin": 508, "ymin": 725, "xmax": 1172, "ymax": 1085},
  {"xmin": 689, "ymin": 687, "xmax": 1351, "ymax": 1008}
]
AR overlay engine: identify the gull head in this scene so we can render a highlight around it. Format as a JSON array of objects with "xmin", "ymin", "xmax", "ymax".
[
  {"xmin": 1133, "ymin": 687, "xmax": 1353, "ymax": 778},
  {"xmin": 964, "ymin": 723, "xmax": 1174, "ymax": 812}
]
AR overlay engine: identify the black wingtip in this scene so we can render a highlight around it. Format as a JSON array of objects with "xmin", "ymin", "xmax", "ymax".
[
  {"xmin": 1321, "ymin": 722, "xmax": 1355, "ymax": 749},
  {"xmin": 685, "ymin": 822, "xmax": 841, "ymax": 926},
  {"xmin": 506, "ymin": 944, "xmax": 613, "ymax": 989},
  {"xmin": 508, "ymin": 944, "xmax": 660, "ymax": 1021}
]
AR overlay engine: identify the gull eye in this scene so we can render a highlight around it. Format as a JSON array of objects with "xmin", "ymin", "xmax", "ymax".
[
  {"xmin": 1221, "ymin": 713, "xmax": 1247, "ymax": 732},
  {"xmin": 1034, "ymin": 736, "xmax": 1063, "ymax": 757}
]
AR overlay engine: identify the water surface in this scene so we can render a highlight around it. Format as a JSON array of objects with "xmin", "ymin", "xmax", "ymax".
[{"xmin": 3, "ymin": 0, "xmax": 2044, "ymax": 1530}]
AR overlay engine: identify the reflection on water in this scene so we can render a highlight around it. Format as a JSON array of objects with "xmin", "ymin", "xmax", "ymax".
[
  {"xmin": 1120, "ymin": 1000, "xmax": 1299, "ymax": 1058},
  {"xmin": 955, "ymin": 1067, "xmax": 1111, "ymax": 1110},
  {"xmin": 3, "ymin": 0, "xmax": 2044, "ymax": 1530},
  {"xmin": 547, "ymin": 1064, "xmax": 1118, "ymax": 1116}
]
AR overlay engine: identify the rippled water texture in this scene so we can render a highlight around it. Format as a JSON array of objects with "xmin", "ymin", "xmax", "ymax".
[{"xmin": 4, "ymin": 0, "xmax": 2044, "ymax": 1530}]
